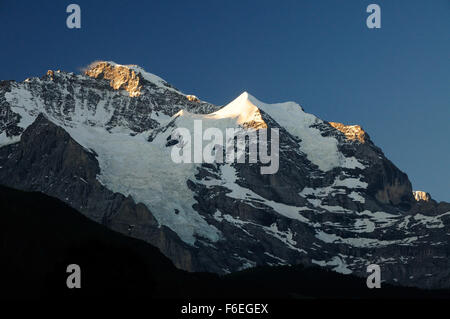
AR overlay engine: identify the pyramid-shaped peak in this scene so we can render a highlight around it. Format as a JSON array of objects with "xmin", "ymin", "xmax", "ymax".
[
  {"xmin": 232, "ymin": 91, "xmax": 259, "ymax": 104},
  {"xmin": 204, "ymin": 91, "xmax": 267, "ymax": 129}
]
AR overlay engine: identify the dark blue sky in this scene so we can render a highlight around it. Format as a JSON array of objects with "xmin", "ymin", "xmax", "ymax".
[{"xmin": 1, "ymin": 0, "xmax": 449, "ymax": 201}]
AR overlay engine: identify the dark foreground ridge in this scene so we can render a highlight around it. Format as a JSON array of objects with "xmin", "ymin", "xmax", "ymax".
[{"xmin": 1, "ymin": 185, "xmax": 449, "ymax": 300}]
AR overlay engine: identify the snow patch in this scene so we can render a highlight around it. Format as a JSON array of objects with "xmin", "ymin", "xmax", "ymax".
[
  {"xmin": 264, "ymin": 223, "xmax": 307, "ymax": 254},
  {"xmin": 348, "ymin": 191, "xmax": 365, "ymax": 203},
  {"xmin": 407, "ymin": 212, "xmax": 450, "ymax": 229},
  {"xmin": 315, "ymin": 229, "xmax": 418, "ymax": 248},
  {"xmin": 5, "ymin": 86, "xmax": 40, "ymax": 129},
  {"xmin": 312, "ymin": 256, "xmax": 352, "ymax": 274},
  {"xmin": 352, "ymin": 218, "xmax": 376, "ymax": 233},
  {"xmin": 201, "ymin": 164, "xmax": 313, "ymax": 225},
  {"xmin": 0, "ymin": 132, "xmax": 20, "ymax": 147}
]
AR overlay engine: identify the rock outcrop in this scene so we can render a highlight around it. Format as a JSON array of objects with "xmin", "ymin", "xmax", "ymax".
[
  {"xmin": 329, "ymin": 122, "xmax": 366, "ymax": 143},
  {"xmin": 413, "ymin": 190, "xmax": 431, "ymax": 202},
  {"xmin": 85, "ymin": 62, "xmax": 143, "ymax": 97}
]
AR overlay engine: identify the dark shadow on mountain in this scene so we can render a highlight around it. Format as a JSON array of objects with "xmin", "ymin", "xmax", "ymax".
[{"xmin": 1, "ymin": 185, "xmax": 449, "ymax": 300}]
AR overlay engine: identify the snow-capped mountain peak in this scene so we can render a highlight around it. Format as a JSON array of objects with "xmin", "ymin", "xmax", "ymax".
[
  {"xmin": 205, "ymin": 91, "xmax": 267, "ymax": 129},
  {"xmin": 1, "ymin": 62, "xmax": 449, "ymax": 289},
  {"xmin": 85, "ymin": 61, "xmax": 182, "ymax": 97}
]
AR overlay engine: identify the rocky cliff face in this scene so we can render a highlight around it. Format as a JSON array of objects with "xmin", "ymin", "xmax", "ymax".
[
  {"xmin": 329, "ymin": 122, "xmax": 366, "ymax": 143},
  {"xmin": 0, "ymin": 62, "xmax": 449, "ymax": 288},
  {"xmin": 84, "ymin": 62, "xmax": 143, "ymax": 97},
  {"xmin": 0, "ymin": 114, "xmax": 198, "ymax": 271},
  {"xmin": 413, "ymin": 190, "xmax": 431, "ymax": 202}
]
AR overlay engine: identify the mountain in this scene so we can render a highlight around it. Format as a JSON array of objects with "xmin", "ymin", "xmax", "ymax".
[
  {"xmin": 2, "ymin": 184, "xmax": 450, "ymax": 299},
  {"xmin": 0, "ymin": 61, "xmax": 449, "ymax": 289}
]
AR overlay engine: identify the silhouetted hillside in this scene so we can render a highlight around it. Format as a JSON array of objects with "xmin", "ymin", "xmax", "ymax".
[{"xmin": 1, "ymin": 185, "xmax": 449, "ymax": 300}]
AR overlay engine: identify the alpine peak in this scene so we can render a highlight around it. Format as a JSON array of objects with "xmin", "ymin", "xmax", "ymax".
[
  {"xmin": 206, "ymin": 91, "xmax": 268, "ymax": 129},
  {"xmin": 85, "ymin": 61, "xmax": 143, "ymax": 97},
  {"xmin": 84, "ymin": 61, "xmax": 180, "ymax": 97}
]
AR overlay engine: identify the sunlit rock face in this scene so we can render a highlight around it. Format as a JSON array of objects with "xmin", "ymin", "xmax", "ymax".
[
  {"xmin": 85, "ymin": 61, "xmax": 142, "ymax": 97},
  {"xmin": 413, "ymin": 190, "xmax": 431, "ymax": 202},
  {"xmin": 186, "ymin": 95, "xmax": 200, "ymax": 102},
  {"xmin": 329, "ymin": 122, "xmax": 366, "ymax": 143},
  {"xmin": 1, "ymin": 61, "xmax": 449, "ymax": 289}
]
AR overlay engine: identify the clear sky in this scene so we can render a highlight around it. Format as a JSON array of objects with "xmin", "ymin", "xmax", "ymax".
[{"xmin": 1, "ymin": 0, "xmax": 448, "ymax": 201}]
